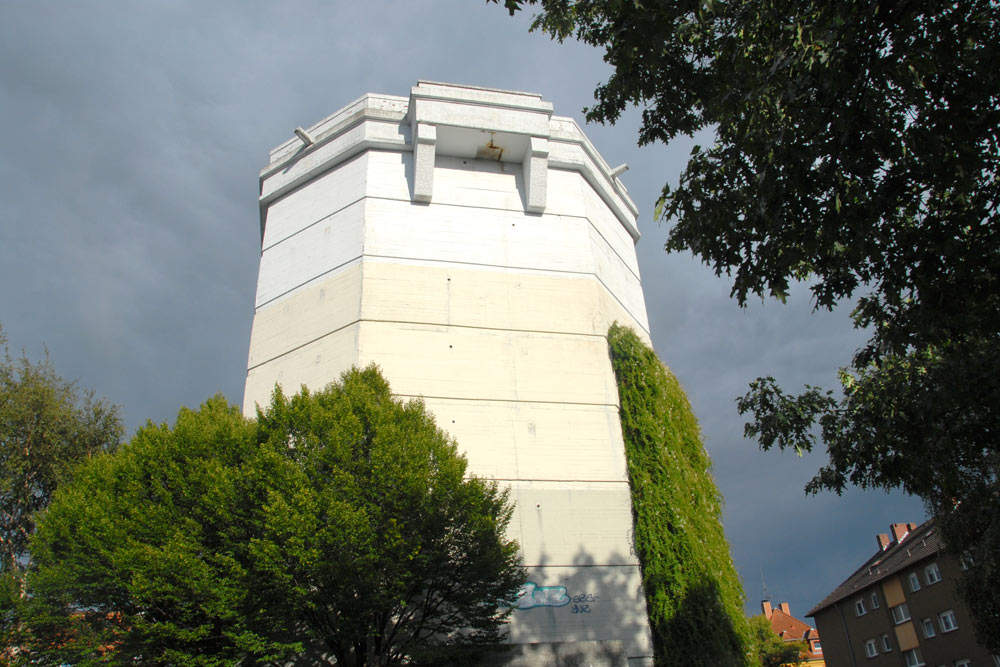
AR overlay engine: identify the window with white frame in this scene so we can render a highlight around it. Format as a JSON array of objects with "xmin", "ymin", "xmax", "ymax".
[
  {"xmin": 904, "ymin": 648, "xmax": 924, "ymax": 667},
  {"xmin": 856, "ymin": 598, "xmax": 867, "ymax": 616},
  {"xmin": 925, "ymin": 562, "xmax": 942, "ymax": 585},
  {"xmin": 881, "ymin": 634, "xmax": 892, "ymax": 651},
  {"xmin": 954, "ymin": 660, "xmax": 970, "ymax": 667},
  {"xmin": 939, "ymin": 609, "xmax": 958, "ymax": 632},
  {"xmin": 892, "ymin": 602, "xmax": 911, "ymax": 624},
  {"xmin": 812, "ymin": 640, "xmax": 822, "ymax": 653},
  {"xmin": 908, "ymin": 571, "xmax": 922, "ymax": 592},
  {"xmin": 993, "ymin": 654, "xmax": 1000, "ymax": 667},
  {"xmin": 865, "ymin": 639, "xmax": 878, "ymax": 658},
  {"xmin": 922, "ymin": 617, "xmax": 936, "ymax": 638},
  {"xmin": 871, "ymin": 591, "xmax": 880, "ymax": 609}
]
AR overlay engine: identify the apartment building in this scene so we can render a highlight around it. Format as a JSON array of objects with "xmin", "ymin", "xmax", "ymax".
[{"xmin": 808, "ymin": 520, "xmax": 996, "ymax": 667}]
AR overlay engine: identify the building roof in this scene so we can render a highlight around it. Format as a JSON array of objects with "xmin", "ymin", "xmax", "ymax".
[
  {"xmin": 770, "ymin": 607, "xmax": 817, "ymax": 641},
  {"xmin": 759, "ymin": 601, "xmax": 823, "ymax": 662},
  {"xmin": 808, "ymin": 518, "xmax": 941, "ymax": 616}
]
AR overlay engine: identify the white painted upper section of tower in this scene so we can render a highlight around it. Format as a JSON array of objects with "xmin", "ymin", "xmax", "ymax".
[{"xmin": 258, "ymin": 81, "xmax": 640, "ymax": 241}]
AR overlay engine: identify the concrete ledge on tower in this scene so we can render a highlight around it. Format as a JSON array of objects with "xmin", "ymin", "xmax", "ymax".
[
  {"xmin": 257, "ymin": 82, "xmax": 639, "ymax": 240},
  {"xmin": 480, "ymin": 640, "xmax": 627, "ymax": 667}
]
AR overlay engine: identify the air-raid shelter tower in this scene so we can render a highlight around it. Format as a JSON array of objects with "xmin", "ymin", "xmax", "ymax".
[{"xmin": 243, "ymin": 82, "xmax": 654, "ymax": 665}]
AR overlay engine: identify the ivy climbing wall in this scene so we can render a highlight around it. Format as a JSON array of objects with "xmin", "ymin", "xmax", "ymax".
[{"xmin": 608, "ymin": 323, "xmax": 754, "ymax": 666}]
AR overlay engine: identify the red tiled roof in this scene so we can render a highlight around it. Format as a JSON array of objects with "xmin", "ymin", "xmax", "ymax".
[
  {"xmin": 770, "ymin": 607, "xmax": 815, "ymax": 641},
  {"xmin": 768, "ymin": 605, "xmax": 823, "ymax": 661}
]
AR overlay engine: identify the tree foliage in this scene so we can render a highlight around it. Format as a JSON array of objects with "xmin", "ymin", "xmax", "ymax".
[
  {"xmin": 252, "ymin": 367, "xmax": 524, "ymax": 666},
  {"xmin": 608, "ymin": 324, "xmax": 752, "ymax": 667},
  {"xmin": 491, "ymin": 0, "xmax": 1000, "ymax": 649},
  {"xmin": 0, "ymin": 324, "xmax": 123, "ymax": 578},
  {"xmin": 28, "ymin": 366, "xmax": 523, "ymax": 666},
  {"xmin": 748, "ymin": 615, "xmax": 804, "ymax": 667},
  {"xmin": 0, "ymin": 323, "xmax": 123, "ymax": 659},
  {"xmin": 29, "ymin": 394, "xmax": 290, "ymax": 666}
]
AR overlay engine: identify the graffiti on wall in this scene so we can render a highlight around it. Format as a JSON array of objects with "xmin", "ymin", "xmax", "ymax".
[
  {"xmin": 515, "ymin": 582, "xmax": 600, "ymax": 613},
  {"xmin": 516, "ymin": 582, "xmax": 569, "ymax": 609}
]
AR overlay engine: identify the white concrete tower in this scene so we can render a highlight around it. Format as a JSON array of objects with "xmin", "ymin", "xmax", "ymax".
[{"xmin": 244, "ymin": 82, "xmax": 653, "ymax": 665}]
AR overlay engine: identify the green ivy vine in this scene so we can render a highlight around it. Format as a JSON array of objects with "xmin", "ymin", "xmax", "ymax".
[{"xmin": 608, "ymin": 323, "xmax": 754, "ymax": 666}]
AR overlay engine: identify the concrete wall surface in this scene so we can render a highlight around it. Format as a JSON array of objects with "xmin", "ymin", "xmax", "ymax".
[
  {"xmin": 244, "ymin": 81, "xmax": 654, "ymax": 663},
  {"xmin": 480, "ymin": 640, "xmax": 629, "ymax": 667}
]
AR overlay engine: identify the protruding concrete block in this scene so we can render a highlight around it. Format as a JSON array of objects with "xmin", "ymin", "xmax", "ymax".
[
  {"xmin": 413, "ymin": 122, "xmax": 436, "ymax": 203},
  {"xmin": 523, "ymin": 136, "xmax": 549, "ymax": 214}
]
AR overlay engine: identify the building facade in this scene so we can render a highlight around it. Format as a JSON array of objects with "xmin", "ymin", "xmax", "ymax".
[
  {"xmin": 808, "ymin": 520, "xmax": 997, "ymax": 667},
  {"xmin": 243, "ymin": 82, "xmax": 654, "ymax": 664}
]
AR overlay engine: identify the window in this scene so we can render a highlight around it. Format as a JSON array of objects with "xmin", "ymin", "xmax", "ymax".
[
  {"xmin": 925, "ymin": 562, "xmax": 942, "ymax": 585},
  {"xmin": 904, "ymin": 648, "xmax": 925, "ymax": 667},
  {"xmin": 993, "ymin": 655, "xmax": 1000, "ymax": 667},
  {"xmin": 954, "ymin": 660, "xmax": 970, "ymax": 667},
  {"xmin": 939, "ymin": 609, "xmax": 958, "ymax": 632},
  {"xmin": 892, "ymin": 602, "xmax": 912, "ymax": 624},
  {"xmin": 812, "ymin": 640, "xmax": 822, "ymax": 653},
  {"xmin": 960, "ymin": 552, "xmax": 976, "ymax": 570},
  {"xmin": 871, "ymin": 591, "xmax": 881, "ymax": 609},
  {"xmin": 922, "ymin": 617, "xmax": 936, "ymax": 638},
  {"xmin": 865, "ymin": 639, "xmax": 879, "ymax": 658},
  {"xmin": 882, "ymin": 634, "xmax": 892, "ymax": 651},
  {"xmin": 856, "ymin": 598, "xmax": 867, "ymax": 616},
  {"xmin": 909, "ymin": 571, "xmax": 922, "ymax": 592}
]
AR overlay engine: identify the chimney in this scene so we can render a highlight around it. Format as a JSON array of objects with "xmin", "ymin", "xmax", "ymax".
[
  {"xmin": 779, "ymin": 602, "xmax": 791, "ymax": 615},
  {"xmin": 877, "ymin": 533, "xmax": 891, "ymax": 551},
  {"xmin": 761, "ymin": 601, "xmax": 773, "ymax": 619},
  {"xmin": 890, "ymin": 523, "xmax": 910, "ymax": 544}
]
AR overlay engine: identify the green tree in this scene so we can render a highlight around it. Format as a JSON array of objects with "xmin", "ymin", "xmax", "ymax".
[
  {"xmin": 490, "ymin": 0, "xmax": 999, "ymax": 649},
  {"xmin": 0, "ymin": 324, "xmax": 123, "ymax": 578},
  {"xmin": 29, "ymin": 394, "xmax": 291, "ymax": 666},
  {"xmin": 252, "ymin": 367, "xmax": 524, "ymax": 666},
  {"xmin": 29, "ymin": 366, "xmax": 523, "ymax": 666},
  {"xmin": 748, "ymin": 615, "xmax": 805, "ymax": 667},
  {"xmin": 0, "ymin": 323, "xmax": 123, "ymax": 659},
  {"xmin": 608, "ymin": 324, "xmax": 753, "ymax": 667}
]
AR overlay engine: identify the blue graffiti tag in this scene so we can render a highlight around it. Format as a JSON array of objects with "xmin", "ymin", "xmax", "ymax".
[{"xmin": 515, "ymin": 581, "xmax": 570, "ymax": 610}]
